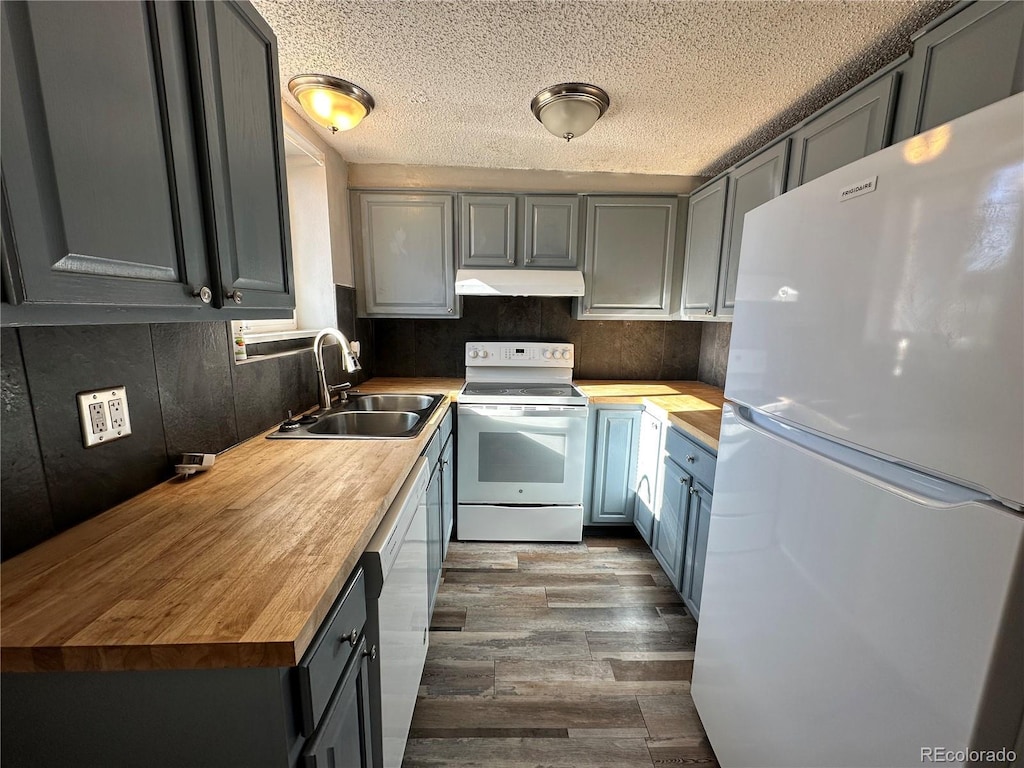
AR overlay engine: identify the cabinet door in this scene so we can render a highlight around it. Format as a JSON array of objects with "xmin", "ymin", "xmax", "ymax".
[
  {"xmin": 717, "ymin": 141, "xmax": 789, "ymax": 317},
  {"xmin": 523, "ymin": 195, "xmax": 580, "ymax": 268},
  {"xmin": 894, "ymin": 1, "xmax": 1024, "ymax": 142},
  {"xmin": 459, "ymin": 194, "xmax": 517, "ymax": 267},
  {"xmin": 589, "ymin": 409, "xmax": 641, "ymax": 524},
  {"xmin": 652, "ymin": 458, "xmax": 689, "ymax": 587},
  {"xmin": 681, "ymin": 178, "xmax": 728, "ymax": 316},
  {"xmin": 355, "ymin": 193, "xmax": 457, "ymax": 317},
  {"xmin": 787, "ymin": 73, "xmax": 897, "ymax": 189},
  {"xmin": 633, "ymin": 411, "xmax": 664, "ymax": 545},
  {"xmin": 426, "ymin": 465, "xmax": 442, "ymax": 618},
  {"xmin": 580, "ymin": 197, "xmax": 678, "ymax": 319},
  {"xmin": 0, "ymin": 1, "xmax": 211, "ymax": 312},
  {"xmin": 191, "ymin": 1, "xmax": 294, "ymax": 313},
  {"xmin": 681, "ymin": 481, "xmax": 713, "ymax": 620},
  {"xmin": 301, "ymin": 634, "xmax": 374, "ymax": 768},
  {"xmin": 440, "ymin": 436, "xmax": 454, "ymax": 560}
]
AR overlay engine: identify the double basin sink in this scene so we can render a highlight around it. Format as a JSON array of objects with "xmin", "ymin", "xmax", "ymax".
[{"xmin": 268, "ymin": 393, "xmax": 445, "ymax": 440}]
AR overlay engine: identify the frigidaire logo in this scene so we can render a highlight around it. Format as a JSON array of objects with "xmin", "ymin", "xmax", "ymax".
[{"xmin": 838, "ymin": 175, "xmax": 878, "ymax": 202}]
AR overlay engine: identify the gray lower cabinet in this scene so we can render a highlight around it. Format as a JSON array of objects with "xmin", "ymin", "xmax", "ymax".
[
  {"xmin": 717, "ymin": 140, "xmax": 789, "ymax": 317},
  {"xmin": 424, "ymin": 406, "xmax": 455, "ymax": 615},
  {"xmin": 787, "ymin": 72, "xmax": 898, "ymax": 189},
  {"xmin": 0, "ymin": 0, "xmax": 294, "ymax": 325},
  {"xmin": 0, "ymin": 568, "xmax": 374, "ymax": 768},
  {"xmin": 632, "ymin": 411, "xmax": 665, "ymax": 544},
  {"xmin": 894, "ymin": 0, "xmax": 1024, "ymax": 142},
  {"xmin": 578, "ymin": 196, "xmax": 679, "ymax": 319},
  {"xmin": 588, "ymin": 407, "xmax": 641, "ymax": 525},
  {"xmin": 652, "ymin": 456, "xmax": 690, "ymax": 585},
  {"xmin": 458, "ymin": 193, "xmax": 580, "ymax": 268},
  {"xmin": 681, "ymin": 177, "xmax": 729, "ymax": 317},
  {"xmin": 426, "ymin": 462, "xmax": 443, "ymax": 615},
  {"xmin": 459, "ymin": 194, "xmax": 517, "ymax": 267},
  {"xmin": 353, "ymin": 193, "xmax": 458, "ymax": 318},
  {"xmin": 680, "ymin": 480, "xmax": 713, "ymax": 620},
  {"xmin": 440, "ymin": 433, "xmax": 455, "ymax": 559}
]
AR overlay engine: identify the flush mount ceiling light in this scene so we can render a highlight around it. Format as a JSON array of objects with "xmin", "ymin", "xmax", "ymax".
[
  {"xmin": 530, "ymin": 82, "xmax": 610, "ymax": 142},
  {"xmin": 288, "ymin": 75, "xmax": 375, "ymax": 133}
]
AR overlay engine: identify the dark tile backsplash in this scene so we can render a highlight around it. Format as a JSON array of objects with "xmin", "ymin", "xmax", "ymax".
[
  {"xmin": 372, "ymin": 297, "xmax": 703, "ymax": 381},
  {"xmin": 698, "ymin": 322, "xmax": 732, "ymax": 388},
  {"xmin": 0, "ymin": 287, "xmax": 366, "ymax": 561}
]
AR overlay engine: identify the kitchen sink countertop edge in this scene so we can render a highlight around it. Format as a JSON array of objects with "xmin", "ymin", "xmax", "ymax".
[
  {"xmin": 0, "ymin": 378, "xmax": 464, "ymax": 674},
  {"xmin": 0, "ymin": 377, "xmax": 721, "ymax": 674}
]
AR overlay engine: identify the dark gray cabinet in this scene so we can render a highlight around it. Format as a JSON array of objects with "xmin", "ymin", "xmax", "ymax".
[
  {"xmin": 523, "ymin": 195, "xmax": 580, "ymax": 267},
  {"xmin": 440, "ymin": 433, "xmax": 454, "ymax": 559},
  {"xmin": 717, "ymin": 140, "xmax": 789, "ymax": 318},
  {"xmin": 681, "ymin": 480, "xmax": 713, "ymax": 620},
  {"xmin": 191, "ymin": 0, "xmax": 294, "ymax": 313},
  {"xmin": 459, "ymin": 194, "xmax": 517, "ymax": 267},
  {"xmin": 353, "ymin": 193, "xmax": 458, "ymax": 318},
  {"xmin": 423, "ymin": 405, "xmax": 454, "ymax": 616},
  {"xmin": 632, "ymin": 411, "xmax": 664, "ymax": 544},
  {"xmin": 0, "ymin": 1, "xmax": 294, "ymax": 326},
  {"xmin": 578, "ymin": 196, "xmax": 679, "ymax": 319},
  {"xmin": 787, "ymin": 72, "xmax": 898, "ymax": 189},
  {"xmin": 681, "ymin": 177, "xmax": 728, "ymax": 317},
  {"xmin": 588, "ymin": 407, "xmax": 641, "ymax": 525},
  {"xmin": 426, "ymin": 462, "xmax": 443, "ymax": 616},
  {"xmin": 458, "ymin": 193, "xmax": 580, "ymax": 268},
  {"xmin": 895, "ymin": 0, "xmax": 1024, "ymax": 142}
]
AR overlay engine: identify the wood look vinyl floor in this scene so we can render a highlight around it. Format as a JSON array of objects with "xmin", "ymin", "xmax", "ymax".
[{"xmin": 402, "ymin": 537, "xmax": 719, "ymax": 767}]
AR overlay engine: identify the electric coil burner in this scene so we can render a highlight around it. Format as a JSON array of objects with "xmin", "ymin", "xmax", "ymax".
[{"xmin": 457, "ymin": 342, "xmax": 589, "ymax": 542}]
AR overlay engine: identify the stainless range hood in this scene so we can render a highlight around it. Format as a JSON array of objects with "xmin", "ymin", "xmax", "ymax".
[{"xmin": 455, "ymin": 269, "xmax": 585, "ymax": 297}]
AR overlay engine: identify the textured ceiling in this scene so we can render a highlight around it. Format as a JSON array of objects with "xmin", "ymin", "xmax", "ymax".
[{"xmin": 254, "ymin": 0, "xmax": 954, "ymax": 177}]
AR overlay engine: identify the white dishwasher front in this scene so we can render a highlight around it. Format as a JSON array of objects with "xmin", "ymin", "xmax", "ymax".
[{"xmin": 363, "ymin": 457, "xmax": 430, "ymax": 768}]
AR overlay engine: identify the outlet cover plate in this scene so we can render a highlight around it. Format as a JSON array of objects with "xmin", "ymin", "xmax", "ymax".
[{"xmin": 77, "ymin": 386, "xmax": 132, "ymax": 448}]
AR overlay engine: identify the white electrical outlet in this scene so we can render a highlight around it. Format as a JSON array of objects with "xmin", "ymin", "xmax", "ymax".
[{"xmin": 77, "ymin": 387, "xmax": 132, "ymax": 448}]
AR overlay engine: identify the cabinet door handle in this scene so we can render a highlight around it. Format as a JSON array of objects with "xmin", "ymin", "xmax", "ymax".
[
  {"xmin": 226, "ymin": 290, "xmax": 243, "ymax": 304},
  {"xmin": 363, "ymin": 644, "xmax": 377, "ymax": 661},
  {"xmin": 705, "ymin": 307, "xmax": 712, "ymax": 315},
  {"xmin": 685, "ymin": 455, "xmax": 695, "ymax": 463},
  {"xmin": 689, "ymin": 487, "xmax": 697, "ymax": 495},
  {"xmin": 191, "ymin": 286, "xmax": 212, "ymax": 304},
  {"xmin": 341, "ymin": 628, "xmax": 358, "ymax": 646},
  {"xmin": 447, "ymin": 306, "xmax": 454, "ymax": 314}
]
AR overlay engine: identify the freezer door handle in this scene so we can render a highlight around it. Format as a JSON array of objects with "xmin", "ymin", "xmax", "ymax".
[{"xmin": 733, "ymin": 406, "xmax": 993, "ymax": 510}]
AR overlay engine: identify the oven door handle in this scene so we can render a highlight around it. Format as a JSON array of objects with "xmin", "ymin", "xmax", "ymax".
[{"xmin": 458, "ymin": 404, "xmax": 588, "ymax": 418}]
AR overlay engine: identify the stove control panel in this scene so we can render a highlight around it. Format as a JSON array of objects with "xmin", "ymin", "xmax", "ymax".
[{"xmin": 465, "ymin": 341, "xmax": 574, "ymax": 366}]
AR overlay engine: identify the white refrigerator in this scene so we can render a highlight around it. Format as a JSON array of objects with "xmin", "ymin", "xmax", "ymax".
[{"xmin": 691, "ymin": 93, "xmax": 1024, "ymax": 768}]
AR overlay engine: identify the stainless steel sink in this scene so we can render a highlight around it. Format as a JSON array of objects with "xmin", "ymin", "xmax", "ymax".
[
  {"xmin": 308, "ymin": 411, "xmax": 420, "ymax": 437},
  {"xmin": 266, "ymin": 392, "xmax": 445, "ymax": 440},
  {"xmin": 344, "ymin": 394, "xmax": 436, "ymax": 412}
]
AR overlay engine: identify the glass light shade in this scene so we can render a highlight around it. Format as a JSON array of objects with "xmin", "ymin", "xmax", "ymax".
[
  {"xmin": 539, "ymin": 97, "xmax": 601, "ymax": 140},
  {"xmin": 288, "ymin": 76, "xmax": 374, "ymax": 133}
]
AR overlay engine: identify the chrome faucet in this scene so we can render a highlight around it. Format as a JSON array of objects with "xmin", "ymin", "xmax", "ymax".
[{"xmin": 313, "ymin": 327, "xmax": 362, "ymax": 410}]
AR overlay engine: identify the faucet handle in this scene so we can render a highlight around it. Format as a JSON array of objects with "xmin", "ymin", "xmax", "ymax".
[{"xmin": 328, "ymin": 383, "xmax": 352, "ymax": 393}]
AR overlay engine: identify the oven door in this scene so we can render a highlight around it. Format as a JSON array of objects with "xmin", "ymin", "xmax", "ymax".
[{"xmin": 457, "ymin": 404, "xmax": 588, "ymax": 505}]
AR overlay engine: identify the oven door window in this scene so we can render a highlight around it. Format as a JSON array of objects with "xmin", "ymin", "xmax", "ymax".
[{"xmin": 478, "ymin": 431, "xmax": 566, "ymax": 484}]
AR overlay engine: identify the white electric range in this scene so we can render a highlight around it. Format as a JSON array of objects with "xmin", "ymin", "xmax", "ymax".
[{"xmin": 457, "ymin": 341, "xmax": 589, "ymax": 542}]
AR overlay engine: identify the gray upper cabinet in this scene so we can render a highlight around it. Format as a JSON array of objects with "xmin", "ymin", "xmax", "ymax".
[
  {"xmin": 681, "ymin": 178, "xmax": 728, "ymax": 317},
  {"xmin": 578, "ymin": 196, "xmax": 678, "ymax": 320},
  {"xmin": 0, "ymin": 1, "xmax": 210, "ymax": 316},
  {"xmin": 459, "ymin": 194, "xmax": 517, "ymax": 267},
  {"xmin": 0, "ymin": 0, "xmax": 294, "ymax": 325},
  {"xmin": 717, "ymin": 140, "xmax": 789, "ymax": 318},
  {"xmin": 894, "ymin": 0, "xmax": 1024, "ymax": 142},
  {"xmin": 191, "ymin": 1, "xmax": 294, "ymax": 313},
  {"xmin": 523, "ymin": 195, "xmax": 579, "ymax": 268},
  {"xmin": 354, "ymin": 193, "xmax": 458, "ymax": 318},
  {"xmin": 787, "ymin": 72, "xmax": 897, "ymax": 189}
]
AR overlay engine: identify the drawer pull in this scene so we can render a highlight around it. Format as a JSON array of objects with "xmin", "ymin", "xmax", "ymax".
[
  {"xmin": 364, "ymin": 644, "xmax": 377, "ymax": 661},
  {"xmin": 340, "ymin": 628, "xmax": 358, "ymax": 646},
  {"xmin": 685, "ymin": 454, "xmax": 695, "ymax": 463}
]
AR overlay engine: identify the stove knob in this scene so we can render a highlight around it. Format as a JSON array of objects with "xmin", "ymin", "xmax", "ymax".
[
  {"xmin": 468, "ymin": 349, "xmax": 479, "ymax": 359},
  {"xmin": 543, "ymin": 349, "xmax": 553, "ymax": 359},
  {"xmin": 479, "ymin": 350, "xmax": 489, "ymax": 359},
  {"xmin": 551, "ymin": 349, "xmax": 563, "ymax": 360},
  {"xmin": 561, "ymin": 348, "xmax": 572, "ymax": 360}
]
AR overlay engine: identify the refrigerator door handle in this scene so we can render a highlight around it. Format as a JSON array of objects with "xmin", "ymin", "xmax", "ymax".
[{"xmin": 734, "ymin": 405, "xmax": 993, "ymax": 510}]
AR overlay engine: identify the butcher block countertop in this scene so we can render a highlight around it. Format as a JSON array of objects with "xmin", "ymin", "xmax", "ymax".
[
  {"xmin": 576, "ymin": 380, "xmax": 725, "ymax": 451},
  {"xmin": 0, "ymin": 377, "xmax": 721, "ymax": 674}
]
